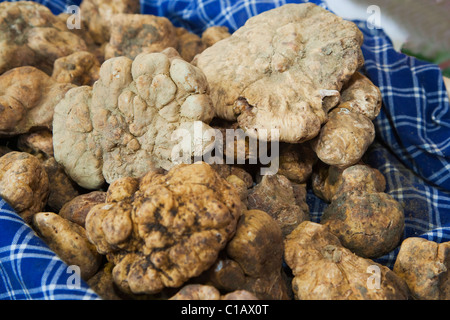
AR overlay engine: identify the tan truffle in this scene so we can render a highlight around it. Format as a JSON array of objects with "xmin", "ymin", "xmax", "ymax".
[
  {"xmin": 339, "ymin": 72, "xmax": 382, "ymax": 120},
  {"xmin": 52, "ymin": 51, "xmax": 100, "ymax": 86},
  {"xmin": 59, "ymin": 191, "xmax": 107, "ymax": 228},
  {"xmin": 321, "ymin": 191, "xmax": 405, "ymax": 259},
  {"xmin": 170, "ymin": 284, "xmax": 221, "ymax": 300},
  {"xmin": 176, "ymin": 27, "xmax": 207, "ymax": 62},
  {"xmin": 0, "ymin": 152, "xmax": 49, "ymax": 223},
  {"xmin": 311, "ymin": 107, "xmax": 375, "ymax": 168},
  {"xmin": 32, "ymin": 212, "xmax": 102, "ymax": 281},
  {"xmin": 0, "ymin": 1, "xmax": 87, "ymax": 75},
  {"xmin": 0, "ymin": 66, "xmax": 75, "ymax": 137},
  {"xmin": 201, "ymin": 26, "xmax": 231, "ymax": 47},
  {"xmin": 275, "ymin": 142, "xmax": 317, "ymax": 184},
  {"xmin": 104, "ymin": 14, "xmax": 178, "ymax": 61},
  {"xmin": 87, "ymin": 262, "xmax": 123, "ymax": 300},
  {"xmin": 169, "ymin": 284, "xmax": 259, "ymax": 300},
  {"xmin": 80, "ymin": 0, "xmax": 140, "ymax": 44},
  {"xmin": 312, "ymin": 162, "xmax": 386, "ymax": 202},
  {"xmin": 284, "ymin": 221, "xmax": 410, "ymax": 300},
  {"xmin": 195, "ymin": 3, "xmax": 364, "ymax": 143},
  {"xmin": 393, "ymin": 237, "xmax": 450, "ymax": 300},
  {"xmin": 16, "ymin": 130, "xmax": 80, "ymax": 211},
  {"xmin": 85, "ymin": 162, "xmax": 242, "ymax": 295},
  {"xmin": 311, "ymin": 72, "xmax": 381, "ymax": 168},
  {"xmin": 17, "ymin": 129, "xmax": 54, "ymax": 160},
  {"xmin": 247, "ymin": 174, "xmax": 309, "ymax": 237},
  {"xmin": 41, "ymin": 157, "xmax": 81, "ymax": 212},
  {"xmin": 53, "ymin": 49, "xmax": 215, "ymax": 190},
  {"xmin": 224, "ymin": 209, "xmax": 291, "ymax": 299}
]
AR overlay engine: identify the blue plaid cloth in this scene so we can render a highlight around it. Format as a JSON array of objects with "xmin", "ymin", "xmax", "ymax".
[{"xmin": 1, "ymin": 0, "xmax": 449, "ymax": 299}]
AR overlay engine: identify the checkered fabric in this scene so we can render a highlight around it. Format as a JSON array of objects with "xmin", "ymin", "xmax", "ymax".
[{"xmin": 0, "ymin": 0, "xmax": 449, "ymax": 299}]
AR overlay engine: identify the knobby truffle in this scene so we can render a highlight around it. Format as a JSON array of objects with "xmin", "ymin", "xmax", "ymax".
[{"xmin": 85, "ymin": 162, "xmax": 242, "ymax": 295}]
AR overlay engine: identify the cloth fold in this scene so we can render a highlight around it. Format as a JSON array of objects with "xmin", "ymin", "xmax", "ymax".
[{"xmin": 0, "ymin": 0, "xmax": 449, "ymax": 299}]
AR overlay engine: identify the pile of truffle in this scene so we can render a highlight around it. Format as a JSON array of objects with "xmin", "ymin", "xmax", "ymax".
[{"xmin": 0, "ymin": 1, "xmax": 448, "ymax": 300}]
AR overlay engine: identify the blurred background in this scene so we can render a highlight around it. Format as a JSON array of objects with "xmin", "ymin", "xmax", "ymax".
[{"xmin": 327, "ymin": 0, "xmax": 450, "ymax": 77}]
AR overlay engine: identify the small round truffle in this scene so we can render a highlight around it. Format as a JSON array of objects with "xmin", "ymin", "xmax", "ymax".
[{"xmin": 321, "ymin": 191, "xmax": 405, "ymax": 258}]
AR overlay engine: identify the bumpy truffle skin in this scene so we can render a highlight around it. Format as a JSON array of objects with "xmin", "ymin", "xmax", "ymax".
[
  {"xmin": 312, "ymin": 163, "xmax": 386, "ymax": 202},
  {"xmin": 339, "ymin": 72, "xmax": 382, "ymax": 120},
  {"xmin": 0, "ymin": 1, "xmax": 87, "ymax": 75},
  {"xmin": 87, "ymin": 262, "xmax": 123, "ymax": 300},
  {"xmin": 52, "ymin": 51, "xmax": 100, "ymax": 86},
  {"xmin": 42, "ymin": 157, "xmax": 80, "ymax": 212},
  {"xmin": 85, "ymin": 162, "xmax": 242, "ymax": 295},
  {"xmin": 312, "ymin": 72, "xmax": 381, "ymax": 168},
  {"xmin": 59, "ymin": 191, "xmax": 107, "ymax": 228},
  {"xmin": 195, "ymin": 3, "xmax": 364, "ymax": 143},
  {"xmin": 80, "ymin": 0, "xmax": 140, "ymax": 44},
  {"xmin": 32, "ymin": 212, "xmax": 102, "ymax": 281},
  {"xmin": 284, "ymin": 221, "xmax": 410, "ymax": 300},
  {"xmin": 17, "ymin": 129, "xmax": 54, "ymax": 160},
  {"xmin": 321, "ymin": 191, "xmax": 405, "ymax": 259},
  {"xmin": 176, "ymin": 27, "xmax": 207, "ymax": 63},
  {"xmin": 224, "ymin": 210, "xmax": 291, "ymax": 300},
  {"xmin": 53, "ymin": 49, "xmax": 215, "ymax": 190},
  {"xmin": 104, "ymin": 14, "xmax": 179, "ymax": 61},
  {"xmin": 0, "ymin": 152, "xmax": 49, "ymax": 223},
  {"xmin": 393, "ymin": 237, "xmax": 450, "ymax": 300},
  {"xmin": 247, "ymin": 174, "xmax": 309, "ymax": 237},
  {"xmin": 312, "ymin": 107, "xmax": 375, "ymax": 168},
  {"xmin": 276, "ymin": 143, "xmax": 317, "ymax": 184},
  {"xmin": 16, "ymin": 130, "xmax": 80, "ymax": 211},
  {"xmin": 201, "ymin": 26, "xmax": 231, "ymax": 48},
  {"xmin": 0, "ymin": 67, "xmax": 75, "ymax": 137}
]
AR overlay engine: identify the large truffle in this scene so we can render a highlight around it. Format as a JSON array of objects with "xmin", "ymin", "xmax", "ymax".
[
  {"xmin": 0, "ymin": 66, "xmax": 75, "ymax": 137},
  {"xmin": 0, "ymin": 1, "xmax": 87, "ymax": 75},
  {"xmin": 195, "ymin": 3, "xmax": 364, "ymax": 143},
  {"xmin": 85, "ymin": 162, "xmax": 242, "ymax": 295},
  {"xmin": 53, "ymin": 49, "xmax": 215, "ymax": 190},
  {"xmin": 393, "ymin": 237, "xmax": 450, "ymax": 300},
  {"xmin": 284, "ymin": 221, "xmax": 410, "ymax": 300},
  {"xmin": 321, "ymin": 191, "xmax": 405, "ymax": 259}
]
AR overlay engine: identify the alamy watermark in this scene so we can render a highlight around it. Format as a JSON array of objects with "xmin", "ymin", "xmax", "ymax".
[
  {"xmin": 367, "ymin": 265, "xmax": 381, "ymax": 290},
  {"xmin": 170, "ymin": 121, "xmax": 280, "ymax": 175},
  {"xmin": 367, "ymin": 5, "xmax": 382, "ymax": 30},
  {"xmin": 66, "ymin": 265, "xmax": 81, "ymax": 290},
  {"xmin": 66, "ymin": 5, "xmax": 81, "ymax": 30}
]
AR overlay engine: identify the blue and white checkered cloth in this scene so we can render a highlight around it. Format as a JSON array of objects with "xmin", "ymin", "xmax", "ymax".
[{"xmin": 1, "ymin": 0, "xmax": 449, "ymax": 299}]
